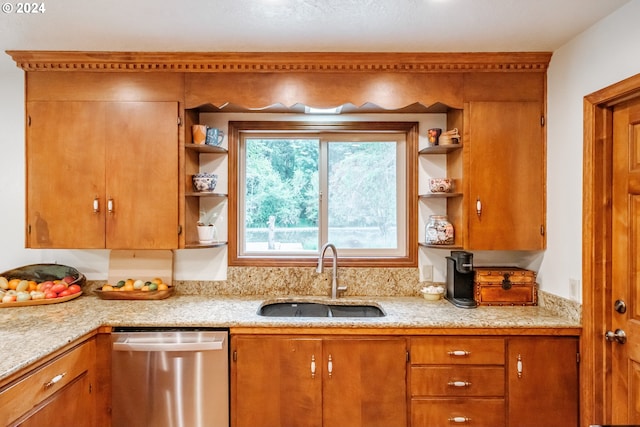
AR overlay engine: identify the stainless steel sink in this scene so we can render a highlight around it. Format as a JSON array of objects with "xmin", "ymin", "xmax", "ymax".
[{"xmin": 258, "ymin": 301, "xmax": 385, "ymax": 318}]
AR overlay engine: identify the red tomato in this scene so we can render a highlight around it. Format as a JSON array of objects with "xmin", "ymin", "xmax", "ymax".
[
  {"xmin": 67, "ymin": 284, "xmax": 81, "ymax": 294},
  {"xmin": 44, "ymin": 291, "xmax": 57, "ymax": 299},
  {"xmin": 58, "ymin": 289, "xmax": 72, "ymax": 297},
  {"xmin": 38, "ymin": 281, "xmax": 54, "ymax": 291},
  {"xmin": 50, "ymin": 283, "xmax": 68, "ymax": 294}
]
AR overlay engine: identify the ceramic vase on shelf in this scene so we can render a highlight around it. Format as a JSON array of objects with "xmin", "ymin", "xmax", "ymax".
[
  {"xmin": 197, "ymin": 224, "xmax": 217, "ymax": 244},
  {"xmin": 425, "ymin": 215, "xmax": 454, "ymax": 245}
]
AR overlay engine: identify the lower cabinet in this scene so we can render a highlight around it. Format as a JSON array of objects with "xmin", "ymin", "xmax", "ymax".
[
  {"xmin": 0, "ymin": 334, "xmax": 109, "ymax": 427},
  {"xmin": 231, "ymin": 335, "xmax": 408, "ymax": 427},
  {"xmin": 410, "ymin": 337, "xmax": 506, "ymax": 427},
  {"xmin": 409, "ymin": 336, "xmax": 579, "ymax": 427},
  {"xmin": 507, "ymin": 337, "xmax": 579, "ymax": 427}
]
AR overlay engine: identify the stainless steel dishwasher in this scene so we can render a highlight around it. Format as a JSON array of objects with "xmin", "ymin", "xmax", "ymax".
[{"xmin": 111, "ymin": 328, "xmax": 229, "ymax": 427}]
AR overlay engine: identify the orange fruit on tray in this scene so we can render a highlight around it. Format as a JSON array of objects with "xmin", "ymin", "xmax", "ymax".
[{"xmin": 8, "ymin": 278, "xmax": 20, "ymax": 290}]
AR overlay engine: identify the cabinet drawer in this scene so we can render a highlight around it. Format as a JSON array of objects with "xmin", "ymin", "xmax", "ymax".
[
  {"xmin": 0, "ymin": 339, "xmax": 95, "ymax": 426},
  {"xmin": 412, "ymin": 398, "xmax": 505, "ymax": 427},
  {"xmin": 411, "ymin": 337, "xmax": 505, "ymax": 365},
  {"xmin": 411, "ymin": 366, "xmax": 504, "ymax": 397}
]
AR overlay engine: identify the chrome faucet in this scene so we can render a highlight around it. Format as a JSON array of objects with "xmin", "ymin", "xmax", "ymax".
[{"xmin": 317, "ymin": 242, "xmax": 347, "ymax": 299}]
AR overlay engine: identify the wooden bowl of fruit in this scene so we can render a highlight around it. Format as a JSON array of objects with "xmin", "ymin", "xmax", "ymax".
[
  {"xmin": 94, "ymin": 277, "xmax": 174, "ymax": 300},
  {"xmin": 0, "ymin": 263, "xmax": 85, "ymax": 307}
]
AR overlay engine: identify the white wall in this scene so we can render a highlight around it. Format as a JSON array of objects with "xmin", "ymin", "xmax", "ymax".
[{"xmin": 540, "ymin": 0, "xmax": 640, "ymax": 300}]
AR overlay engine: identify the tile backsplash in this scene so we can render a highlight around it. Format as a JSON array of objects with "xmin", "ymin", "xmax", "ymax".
[{"xmin": 177, "ymin": 266, "xmax": 422, "ymax": 297}]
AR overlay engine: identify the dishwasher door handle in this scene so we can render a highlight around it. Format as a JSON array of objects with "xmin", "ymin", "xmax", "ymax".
[{"xmin": 113, "ymin": 337, "xmax": 225, "ymax": 352}]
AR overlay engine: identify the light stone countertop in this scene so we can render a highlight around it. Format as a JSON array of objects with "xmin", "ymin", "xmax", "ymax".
[{"xmin": 0, "ymin": 293, "xmax": 581, "ymax": 383}]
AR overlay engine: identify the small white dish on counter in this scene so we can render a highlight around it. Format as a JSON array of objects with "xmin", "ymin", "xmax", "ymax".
[{"xmin": 421, "ymin": 285, "xmax": 445, "ymax": 301}]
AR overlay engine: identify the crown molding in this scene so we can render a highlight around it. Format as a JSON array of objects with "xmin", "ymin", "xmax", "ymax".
[{"xmin": 6, "ymin": 51, "xmax": 552, "ymax": 73}]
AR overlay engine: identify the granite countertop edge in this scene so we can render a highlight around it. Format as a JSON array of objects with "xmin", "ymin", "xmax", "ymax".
[{"xmin": 0, "ymin": 294, "xmax": 581, "ymax": 383}]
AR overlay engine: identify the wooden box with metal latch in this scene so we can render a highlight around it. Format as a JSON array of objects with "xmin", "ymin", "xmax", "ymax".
[{"xmin": 474, "ymin": 267, "xmax": 538, "ymax": 306}]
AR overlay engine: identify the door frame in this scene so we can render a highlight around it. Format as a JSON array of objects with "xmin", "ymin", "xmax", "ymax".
[{"xmin": 583, "ymin": 72, "xmax": 640, "ymax": 426}]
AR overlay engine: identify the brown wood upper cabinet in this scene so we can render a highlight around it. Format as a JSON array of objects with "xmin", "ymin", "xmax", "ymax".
[
  {"xmin": 232, "ymin": 335, "xmax": 407, "ymax": 427},
  {"xmin": 465, "ymin": 101, "xmax": 546, "ymax": 250},
  {"xmin": 26, "ymin": 101, "xmax": 180, "ymax": 249}
]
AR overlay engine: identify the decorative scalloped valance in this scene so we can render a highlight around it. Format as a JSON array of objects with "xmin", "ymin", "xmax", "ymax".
[{"xmin": 6, "ymin": 51, "xmax": 551, "ymax": 73}]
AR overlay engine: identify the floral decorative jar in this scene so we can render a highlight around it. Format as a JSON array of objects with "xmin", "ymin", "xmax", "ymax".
[
  {"xmin": 425, "ymin": 215, "xmax": 454, "ymax": 245},
  {"xmin": 429, "ymin": 178, "xmax": 453, "ymax": 193}
]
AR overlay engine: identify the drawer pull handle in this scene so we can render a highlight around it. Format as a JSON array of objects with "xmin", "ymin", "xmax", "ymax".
[
  {"xmin": 43, "ymin": 372, "xmax": 66, "ymax": 389},
  {"xmin": 448, "ymin": 380, "xmax": 471, "ymax": 387},
  {"xmin": 449, "ymin": 416, "xmax": 470, "ymax": 423},
  {"xmin": 448, "ymin": 350, "xmax": 470, "ymax": 357},
  {"xmin": 311, "ymin": 355, "xmax": 316, "ymax": 379},
  {"xmin": 327, "ymin": 354, "xmax": 333, "ymax": 378},
  {"xmin": 517, "ymin": 353, "xmax": 523, "ymax": 378},
  {"xmin": 93, "ymin": 197, "xmax": 99, "ymax": 213}
]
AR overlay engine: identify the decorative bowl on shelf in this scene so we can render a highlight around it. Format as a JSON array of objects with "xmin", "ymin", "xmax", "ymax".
[
  {"xmin": 429, "ymin": 178, "xmax": 453, "ymax": 193},
  {"xmin": 192, "ymin": 173, "xmax": 218, "ymax": 192}
]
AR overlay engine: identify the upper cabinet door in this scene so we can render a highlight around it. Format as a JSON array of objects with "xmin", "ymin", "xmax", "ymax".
[
  {"xmin": 467, "ymin": 101, "xmax": 545, "ymax": 250},
  {"xmin": 104, "ymin": 102, "xmax": 179, "ymax": 249},
  {"xmin": 26, "ymin": 101, "xmax": 179, "ymax": 249},
  {"xmin": 26, "ymin": 101, "xmax": 107, "ymax": 248}
]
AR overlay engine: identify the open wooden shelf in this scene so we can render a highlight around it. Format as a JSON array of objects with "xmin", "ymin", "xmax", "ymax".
[
  {"xmin": 418, "ymin": 144, "xmax": 462, "ymax": 155},
  {"xmin": 419, "ymin": 192, "xmax": 462, "ymax": 199},
  {"xmin": 185, "ymin": 241, "xmax": 228, "ymax": 249},
  {"xmin": 418, "ymin": 242, "xmax": 463, "ymax": 249}
]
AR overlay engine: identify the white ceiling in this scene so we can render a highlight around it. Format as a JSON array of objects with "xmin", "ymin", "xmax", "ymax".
[{"xmin": 0, "ymin": 0, "xmax": 630, "ymax": 71}]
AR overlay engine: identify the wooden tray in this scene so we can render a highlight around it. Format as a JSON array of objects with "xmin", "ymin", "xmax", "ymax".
[
  {"xmin": 0, "ymin": 291, "xmax": 82, "ymax": 308},
  {"xmin": 94, "ymin": 287, "xmax": 174, "ymax": 300}
]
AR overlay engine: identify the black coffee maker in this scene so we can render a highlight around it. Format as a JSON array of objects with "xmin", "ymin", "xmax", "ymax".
[{"xmin": 445, "ymin": 250, "xmax": 477, "ymax": 309}]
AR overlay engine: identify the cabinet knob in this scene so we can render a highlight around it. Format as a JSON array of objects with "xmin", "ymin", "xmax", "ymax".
[
  {"xmin": 93, "ymin": 197, "xmax": 100, "ymax": 213},
  {"xmin": 311, "ymin": 355, "xmax": 316, "ymax": 379},
  {"xmin": 476, "ymin": 197, "xmax": 482, "ymax": 217},
  {"xmin": 327, "ymin": 354, "xmax": 333, "ymax": 378},
  {"xmin": 107, "ymin": 198, "xmax": 114, "ymax": 214}
]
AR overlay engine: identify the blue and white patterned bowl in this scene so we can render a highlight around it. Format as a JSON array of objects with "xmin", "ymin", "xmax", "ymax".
[{"xmin": 192, "ymin": 173, "xmax": 218, "ymax": 192}]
